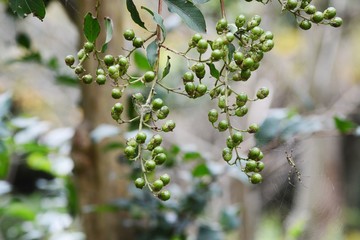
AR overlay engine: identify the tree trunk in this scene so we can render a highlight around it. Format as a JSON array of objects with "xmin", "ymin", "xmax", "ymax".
[{"xmin": 69, "ymin": 1, "xmax": 133, "ymax": 239}]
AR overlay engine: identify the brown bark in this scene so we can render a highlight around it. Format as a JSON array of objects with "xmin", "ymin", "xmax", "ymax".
[{"xmin": 69, "ymin": 1, "xmax": 133, "ymax": 239}]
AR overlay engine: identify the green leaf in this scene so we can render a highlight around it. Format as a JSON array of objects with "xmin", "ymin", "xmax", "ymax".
[
  {"xmin": 192, "ymin": 0, "xmax": 211, "ymax": 4},
  {"xmin": 0, "ymin": 142, "xmax": 10, "ymax": 179},
  {"xmin": 103, "ymin": 142, "xmax": 125, "ymax": 152},
  {"xmin": 126, "ymin": 0, "xmax": 147, "ymax": 30},
  {"xmin": 146, "ymin": 40, "xmax": 158, "ymax": 69},
  {"xmin": 206, "ymin": 63, "xmax": 220, "ymax": 79},
  {"xmin": 26, "ymin": 152, "xmax": 52, "ymax": 173},
  {"xmin": 183, "ymin": 151, "xmax": 202, "ymax": 161},
  {"xmin": 141, "ymin": 6, "xmax": 167, "ymax": 40},
  {"xmin": 170, "ymin": 145, "xmax": 181, "ymax": 155},
  {"xmin": 16, "ymin": 32, "xmax": 31, "ymax": 49},
  {"xmin": 101, "ymin": 17, "xmax": 114, "ymax": 52},
  {"xmin": 9, "ymin": 0, "xmax": 46, "ymax": 20},
  {"xmin": 84, "ymin": 12, "xmax": 100, "ymax": 43},
  {"xmin": 55, "ymin": 74, "xmax": 79, "ymax": 86},
  {"xmin": 162, "ymin": 56, "xmax": 171, "ymax": 80},
  {"xmin": 334, "ymin": 116, "xmax": 356, "ymax": 134},
  {"xmin": 220, "ymin": 207, "xmax": 240, "ymax": 232},
  {"xmin": 192, "ymin": 163, "xmax": 211, "ymax": 177},
  {"xmin": 5, "ymin": 203, "xmax": 36, "ymax": 221},
  {"xmin": 164, "ymin": 0, "xmax": 206, "ymax": 33},
  {"xmin": 133, "ymin": 51, "xmax": 151, "ymax": 71},
  {"xmin": 227, "ymin": 43, "xmax": 235, "ymax": 62}
]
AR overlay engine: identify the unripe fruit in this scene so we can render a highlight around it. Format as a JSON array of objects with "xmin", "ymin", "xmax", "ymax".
[
  {"xmin": 160, "ymin": 174, "xmax": 171, "ymax": 186},
  {"xmin": 262, "ymin": 39, "xmax": 274, "ymax": 52},
  {"xmin": 82, "ymin": 74, "xmax": 93, "ymax": 84},
  {"xmin": 127, "ymin": 139, "xmax": 138, "ymax": 148},
  {"xmin": 252, "ymin": 15, "xmax": 262, "ymax": 25},
  {"xmin": 256, "ymin": 87, "xmax": 270, "ymax": 99},
  {"xmin": 153, "ymin": 146, "xmax": 165, "ymax": 156},
  {"xmin": 77, "ymin": 49, "xmax": 85, "ymax": 60},
  {"xmin": 104, "ymin": 55, "xmax": 115, "ymax": 66},
  {"xmin": 235, "ymin": 14, "xmax": 246, "ymax": 28},
  {"xmin": 183, "ymin": 71, "xmax": 194, "ymax": 82},
  {"xmin": 124, "ymin": 146, "xmax": 136, "ymax": 159},
  {"xmin": 113, "ymin": 103, "xmax": 124, "ymax": 114},
  {"xmin": 222, "ymin": 147, "xmax": 232, "ymax": 162},
  {"xmin": 211, "ymin": 49, "xmax": 223, "ymax": 61},
  {"xmin": 232, "ymin": 132, "xmax": 243, "ymax": 144},
  {"xmin": 311, "ymin": 11, "xmax": 324, "ymax": 23},
  {"xmin": 240, "ymin": 69, "xmax": 251, "ymax": 80},
  {"xmin": 74, "ymin": 66, "xmax": 84, "ymax": 75},
  {"xmin": 185, "ymin": 82, "xmax": 196, "ymax": 96},
  {"xmin": 123, "ymin": 29, "xmax": 135, "ymax": 41},
  {"xmin": 192, "ymin": 33, "xmax": 203, "ymax": 44},
  {"xmin": 236, "ymin": 93, "xmax": 248, "ymax": 107},
  {"xmin": 155, "ymin": 153, "xmax": 167, "ymax": 165},
  {"xmin": 226, "ymin": 32, "xmax": 235, "ymax": 42},
  {"xmin": 135, "ymin": 131, "xmax": 147, "ymax": 144},
  {"xmin": 111, "ymin": 88, "xmax": 122, "ymax": 99},
  {"xmin": 144, "ymin": 71, "xmax": 156, "ymax": 83},
  {"xmin": 96, "ymin": 74, "xmax": 106, "ymax": 85},
  {"xmin": 256, "ymin": 161, "xmax": 265, "ymax": 172},
  {"xmin": 158, "ymin": 190, "xmax": 171, "ymax": 201},
  {"xmin": 208, "ymin": 109, "xmax": 219, "ymax": 123},
  {"xmin": 234, "ymin": 52, "xmax": 245, "ymax": 65},
  {"xmin": 241, "ymin": 57, "xmax": 255, "ymax": 70},
  {"xmin": 84, "ymin": 42, "xmax": 94, "ymax": 53},
  {"xmin": 304, "ymin": 5, "xmax": 316, "ymax": 14},
  {"xmin": 235, "ymin": 106, "xmax": 248, "ymax": 117},
  {"xmin": 145, "ymin": 160, "xmax": 156, "ymax": 171},
  {"xmin": 197, "ymin": 39, "xmax": 208, "ymax": 53},
  {"xmin": 330, "ymin": 17, "xmax": 343, "ymax": 28},
  {"xmin": 118, "ymin": 56, "xmax": 128, "ymax": 67},
  {"xmin": 134, "ymin": 178, "xmax": 145, "ymax": 189},
  {"xmin": 218, "ymin": 96, "xmax": 226, "ymax": 109},
  {"xmin": 248, "ymin": 123, "xmax": 259, "ymax": 133},
  {"xmin": 226, "ymin": 137, "xmax": 234, "ymax": 149},
  {"xmin": 218, "ymin": 120, "xmax": 229, "ymax": 132},
  {"xmin": 246, "ymin": 160, "xmax": 257, "ymax": 172},
  {"xmin": 65, "ymin": 55, "xmax": 75, "ymax": 66},
  {"xmin": 324, "ymin": 7, "xmax": 336, "ymax": 20},
  {"xmin": 286, "ymin": 0, "xmax": 298, "ymax": 10},
  {"xmin": 152, "ymin": 98, "xmax": 164, "ymax": 110},
  {"xmin": 299, "ymin": 20, "xmax": 312, "ymax": 30},
  {"xmin": 152, "ymin": 179, "xmax": 164, "ymax": 192},
  {"xmin": 196, "ymin": 84, "xmax": 207, "ymax": 96},
  {"xmin": 250, "ymin": 173, "xmax": 262, "ymax": 184},
  {"xmin": 162, "ymin": 120, "xmax": 176, "ymax": 132},
  {"xmin": 217, "ymin": 18, "xmax": 228, "ymax": 30},
  {"xmin": 152, "ymin": 134, "xmax": 163, "ymax": 146},
  {"xmin": 133, "ymin": 37, "xmax": 144, "ymax": 48},
  {"xmin": 248, "ymin": 147, "xmax": 261, "ymax": 160},
  {"xmin": 133, "ymin": 93, "xmax": 145, "ymax": 102}
]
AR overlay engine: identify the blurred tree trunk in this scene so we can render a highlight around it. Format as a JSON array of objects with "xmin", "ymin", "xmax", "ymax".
[{"xmin": 66, "ymin": 1, "xmax": 134, "ymax": 239}]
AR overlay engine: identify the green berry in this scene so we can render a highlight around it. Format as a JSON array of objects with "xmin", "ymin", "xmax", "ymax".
[
  {"xmin": 111, "ymin": 88, "xmax": 122, "ymax": 99},
  {"xmin": 196, "ymin": 84, "xmax": 207, "ymax": 97},
  {"xmin": 240, "ymin": 69, "xmax": 251, "ymax": 80},
  {"xmin": 226, "ymin": 137, "xmax": 234, "ymax": 149},
  {"xmin": 77, "ymin": 49, "xmax": 85, "ymax": 60},
  {"xmin": 324, "ymin": 7, "xmax": 337, "ymax": 20},
  {"xmin": 185, "ymin": 82, "xmax": 196, "ymax": 96},
  {"xmin": 133, "ymin": 93, "xmax": 145, "ymax": 102},
  {"xmin": 211, "ymin": 49, "xmax": 223, "ymax": 61},
  {"xmin": 235, "ymin": 14, "xmax": 246, "ymax": 28},
  {"xmin": 118, "ymin": 56, "xmax": 129, "ymax": 67},
  {"xmin": 158, "ymin": 190, "xmax": 171, "ymax": 201},
  {"xmin": 256, "ymin": 161, "xmax": 265, "ymax": 172},
  {"xmin": 208, "ymin": 109, "xmax": 219, "ymax": 123},
  {"xmin": 330, "ymin": 17, "xmax": 343, "ymax": 28},
  {"xmin": 250, "ymin": 173, "xmax": 262, "ymax": 184},
  {"xmin": 304, "ymin": 5, "xmax": 316, "ymax": 14},
  {"xmin": 299, "ymin": 20, "xmax": 312, "ymax": 30},
  {"xmin": 311, "ymin": 11, "xmax": 324, "ymax": 23},
  {"xmin": 217, "ymin": 18, "xmax": 228, "ymax": 30},
  {"xmin": 133, "ymin": 37, "xmax": 144, "ymax": 48},
  {"xmin": 124, "ymin": 146, "xmax": 136, "ymax": 159},
  {"xmin": 256, "ymin": 87, "xmax": 270, "ymax": 99},
  {"xmin": 232, "ymin": 132, "xmax": 243, "ymax": 144},
  {"xmin": 262, "ymin": 39, "xmax": 274, "ymax": 52},
  {"xmin": 144, "ymin": 71, "xmax": 156, "ymax": 83},
  {"xmin": 248, "ymin": 123, "xmax": 259, "ymax": 133},
  {"xmin": 197, "ymin": 39, "xmax": 208, "ymax": 53},
  {"xmin": 248, "ymin": 147, "xmax": 261, "ymax": 160},
  {"xmin": 152, "ymin": 179, "xmax": 164, "ymax": 192},
  {"xmin": 96, "ymin": 74, "xmax": 106, "ymax": 85},
  {"xmin": 192, "ymin": 33, "xmax": 203, "ymax": 44},
  {"xmin": 160, "ymin": 174, "xmax": 171, "ymax": 186},
  {"xmin": 82, "ymin": 74, "xmax": 93, "ymax": 84},
  {"xmin": 123, "ymin": 29, "xmax": 135, "ymax": 41},
  {"xmin": 152, "ymin": 134, "xmax": 163, "ymax": 146},
  {"xmin": 96, "ymin": 68, "xmax": 105, "ymax": 75},
  {"xmin": 145, "ymin": 160, "xmax": 156, "ymax": 172},
  {"xmin": 241, "ymin": 57, "xmax": 255, "ymax": 70},
  {"xmin": 218, "ymin": 120, "xmax": 229, "ymax": 132},
  {"xmin": 226, "ymin": 32, "xmax": 235, "ymax": 42},
  {"xmin": 104, "ymin": 55, "xmax": 115, "ymax": 66},
  {"xmin": 84, "ymin": 42, "xmax": 94, "ymax": 53},
  {"xmin": 236, "ymin": 93, "xmax": 248, "ymax": 107},
  {"xmin": 234, "ymin": 52, "xmax": 245, "ymax": 65},
  {"xmin": 183, "ymin": 71, "xmax": 194, "ymax": 82},
  {"xmin": 135, "ymin": 131, "xmax": 147, "ymax": 144},
  {"xmin": 74, "ymin": 66, "xmax": 84, "ymax": 75},
  {"xmin": 65, "ymin": 55, "xmax": 75, "ymax": 66},
  {"xmin": 218, "ymin": 96, "xmax": 226, "ymax": 109},
  {"xmin": 246, "ymin": 160, "xmax": 257, "ymax": 172},
  {"xmin": 134, "ymin": 178, "xmax": 145, "ymax": 189},
  {"xmin": 153, "ymin": 146, "xmax": 165, "ymax": 156},
  {"xmin": 162, "ymin": 120, "xmax": 176, "ymax": 132},
  {"xmin": 155, "ymin": 153, "xmax": 167, "ymax": 165},
  {"xmin": 113, "ymin": 103, "xmax": 124, "ymax": 113},
  {"xmin": 286, "ymin": 0, "xmax": 298, "ymax": 10},
  {"xmin": 222, "ymin": 147, "xmax": 233, "ymax": 162},
  {"xmin": 235, "ymin": 106, "xmax": 248, "ymax": 117},
  {"xmin": 252, "ymin": 15, "xmax": 262, "ymax": 25},
  {"xmin": 152, "ymin": 98, "xmax": 164, "ymax": 110}
]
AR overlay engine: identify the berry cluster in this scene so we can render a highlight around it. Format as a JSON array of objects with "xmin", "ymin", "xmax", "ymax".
[{"xmin": 282, "ymin": 0, "xmax": 343, "ymax": 30}]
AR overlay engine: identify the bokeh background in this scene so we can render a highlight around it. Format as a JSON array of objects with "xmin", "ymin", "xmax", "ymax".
[{"xmin": 0, "ymin": 0, "xmax": 359, "ymax": 239}]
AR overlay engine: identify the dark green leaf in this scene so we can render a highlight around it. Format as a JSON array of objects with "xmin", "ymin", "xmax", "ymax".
[
  {"xmin": 129, "ymin": 76, "xmax": 145, "ymax": 89},
  {"xmin": 133, "ymin": 51, "xmax": 151, "ymax": 71},
  {"xmin": 170, "ymin": 145, "xmax": 181, "ymax": 155},
  {"xmin": 103, "ymin": 142, "xmax": 125, "ymax": 152},
  {"xmin": 84, "ymin": 12, "xmax": 100, "ymax": 43},
  {"xmin": 192, "ymin": 0, "xmax": 211, "ymax": 4},
  {"xmin": 101, "ymin": 17, "xmax": 114, "ymax": 52},
  {"xmin": 9, "ymin": 0, "xmax": 46, "ymax": 20},
  {"xmin": 15, "ymin": 32, "xmax": 31, "ymax": 49},
  {"xmin": 126, "ymin": 0, "xmax": 147, "ymax": 30},
  {"xmin": 20, "ymin": 51, "xmax": 42, "ymax": 63},
  {"xmin": 334, "ymin": 116, "xmax": 356, "ymax": 134},
  {"xmin": 206, "ymin": 63, "xmax": 220, "ymax": 79},
  {"xmin": 162, "ymin": 56, "xmax": 171, "ymax": 80},
  {"xmin": 183, "ymin": 151, "xmax": 202, "ymax": 161},
  {"xmin": 220, "ymin": 207, "xmax": 240, "ymax": 232},
  {"xmin": 47, "ymin": 57, "xmax": 58, "ymax": 70},
  {"xmin": 141, "ymin": 6, "xmax": 167, "ymax": 40},
  {"xmin": 55, "ymin": 74, "xmax": 79, "ymax": 86},
  {"xmin": 192, "ymin": 163, "xmax": 211, "ymax": 177},
  {"xmin": 146, "ymin": 40, "xmax": 158, "ymax": 69},
  {"xmin": 227, "ymin": 43, "xmax": 235, "ymax": 62},
  {"xmin": 164, "ymin": 0, "xmax": 206, "ymax": 33}
]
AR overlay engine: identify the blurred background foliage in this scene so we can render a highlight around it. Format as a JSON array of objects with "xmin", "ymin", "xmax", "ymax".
[{"xmin": 1, "ymin": 0, "xmax": 360, "ymax": 239}]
